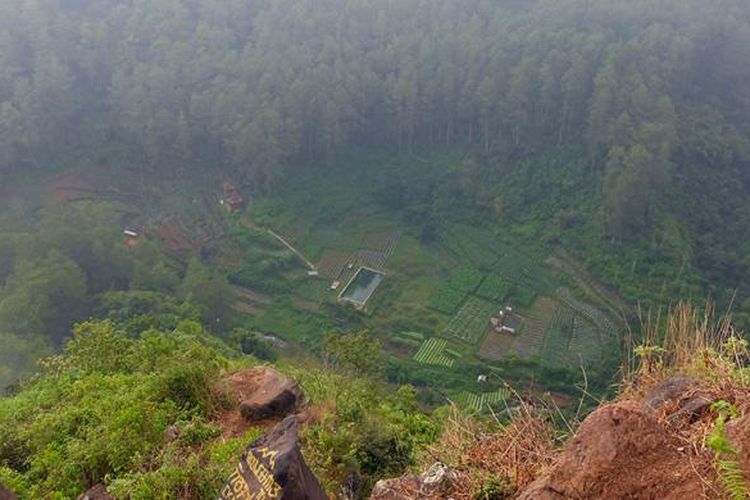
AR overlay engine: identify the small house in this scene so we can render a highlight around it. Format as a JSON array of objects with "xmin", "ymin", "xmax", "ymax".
[{"xmin": 123, "ymin": 227, "xmax": 139, "ymax": 247}]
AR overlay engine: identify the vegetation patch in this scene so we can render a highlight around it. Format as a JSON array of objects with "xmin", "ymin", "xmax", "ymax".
[
  {"xmin": 428, "ymin": 286, "xmax": 468, "ymax": 314},
  {"xmin": 442, "ymin": 297, "xmax": 497, "ymax": 344},
  {"xmin": 476, "ymin": 273, "xmax": 512, "ymax": 302},
  {"xmin": 510, "ymin": 297, "xmax": 557, "ymax": 360},
  {"xmin": 413, "ymin": 338, "xmax": 457, "ymax": 367},
  {"xmin": 454, "ymin": 387, "xmax": 511, "ymax": 411}
]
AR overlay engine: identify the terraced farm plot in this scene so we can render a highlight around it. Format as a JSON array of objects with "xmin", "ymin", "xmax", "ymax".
[
  {"xmin": 479, "ymin": 330, "xmax": 516, "ymax": 360},
  {"xmin": 557, "ymin": 287, "xmax": 619, "ymax": 338},
  {"xmin": 566, "ymin": 317, "xmax": 603, "ymax": 365},
  {"xmin": 443, "ymin": 297, "xmax": 497, "ymax": 344},
  {"xmin": 317, "ymin": 249, "xmax": 350, "ymax": 278},
  {"xmin": 428, "ymin": 286, "xmax": 468, "ymax": 314},
  {"xmin": 446, "ymin": 264, "xmax": 483, "ymax": 293},
  {"xmin": 541, "ymin": 307, "xmax": 574, "ymax": 365},
  {"xmin": 455, "ymin": 387, "xmax": 511, "ymax": 411},
  {"xmin": 362, "ymin": 230, "xmax": 401, "ymax": 258},
  {"xmin": 510, "ymin": 296, "xmax": 557, "ymax": 360},
  {"xmin": 413, "ymin": 338, "xmax": 456, "ymax": 367},
  {"xmin": 476, "ymin": 273, "xmax": 512, "ymax": 301},
  {"xmin": 438, "ymin": 225, "xmax": 499, "ymax": 268},
  {"xmin": 231, "ymin": 285, "xmax": 272, "ymax": 316}
]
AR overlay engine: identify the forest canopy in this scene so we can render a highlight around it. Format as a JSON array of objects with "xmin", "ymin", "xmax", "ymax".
[
  {"xmin": 1, "ymin": 0, "xmax": 750, "ymax": 375},
  {"xmin": 2, "ymin": 0, "xmax": 748, "ymax": 198}
]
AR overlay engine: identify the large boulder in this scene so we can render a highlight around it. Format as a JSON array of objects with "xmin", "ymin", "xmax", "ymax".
[
  {"xmin": 517, "ymin": 401, "xmax": 710, "ymax": 500},
  {"xmin": 218, "ymin": 415, "xmax": 327, "ymax": 500},
  {"xmin": 222, "ymin": 367, "xmax": 303, "ymax": 421}
]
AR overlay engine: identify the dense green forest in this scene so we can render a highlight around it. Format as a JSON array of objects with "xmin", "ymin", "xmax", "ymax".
[
  {"xmin": 2, "ymin": 0, "xmax": 749, "ymax": 287},
  {"xmin": 1, "ymin": 0, "xmax": 749, "ymax": 385}
]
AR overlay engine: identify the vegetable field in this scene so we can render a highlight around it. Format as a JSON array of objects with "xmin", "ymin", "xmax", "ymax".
[
  {"xmin": 443, "ymin": 296, "xmax": 497, "ymax": 344},
  {"xmin": 476, "ymin": 273, "xmax": 512, "ymax": 301},
  {"xmin": 428, "ymin": 286, "xmax": 468, "ymax": 314},
  {"xmin": 413, "ymin": 337, "xmax": 456, "ymax": 367},
  {"xmin": 454, "ymin": 387, "xmax": 511, "ymax": 411}
]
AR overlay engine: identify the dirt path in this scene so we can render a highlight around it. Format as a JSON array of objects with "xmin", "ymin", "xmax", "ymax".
[{"xmin": 264, "ymin": 228, "xmax": 317, "ymax": 271}]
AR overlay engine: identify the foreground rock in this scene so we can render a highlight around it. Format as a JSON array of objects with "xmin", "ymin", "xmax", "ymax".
[
  {"xmin": 517, "ymin": 401, "xmax": 711, "ymax": 499},
  {"xmin": 370, "ymin": 462, "xmax": 455, "ymax": 499},
  {"xmin": 222, "ymin": 367, "xmax": 303, "ymax": 421},
  {"xmin": 218, "ymin": 415, "xmax": 326, "ymax": 500}
]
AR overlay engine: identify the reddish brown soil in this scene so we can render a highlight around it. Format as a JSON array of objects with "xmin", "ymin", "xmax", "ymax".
[
  {"xmin": 158, "ymin": 218, "xmax": 195, "ymax": 252},
  {"xmin": 518, "ymin": 400, "xmax": 717, "ymax": 499}
]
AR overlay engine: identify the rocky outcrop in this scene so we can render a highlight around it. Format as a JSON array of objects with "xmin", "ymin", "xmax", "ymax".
[
  {"xmin": 222, "ymin": 367, "xmax": 303, "ymax": 422},
  {"xmin": 643, "ymin": 374, "xmax": 718, "ymax": 423},
  {"xmin": 370, "ymin": 462, "xmax": 455, "ymax": 499},
  {"xmin": 517, "ymin": 401, "xmax": 710, "ymax": 499},
  {"xmin": 218, "ymin": 415, "xmax": 326, "ymax": 500}
]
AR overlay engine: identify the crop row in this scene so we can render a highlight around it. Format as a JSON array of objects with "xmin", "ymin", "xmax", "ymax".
[
  {"xmin": 413, "ymin": 338, "xmax": 456, "ymax": 367},
  {"xmin": 454, "ymin": 387, "xmax": 511, "ymax": 411},
  {"xmin": 443, "ymin": 296, "xmax": 497, "ymax": 344},
  {"xmin": 476, "ymin": 273, "xmax": 512, "ymax": 302},
  {"xmin": 428, "ymin": 286, "xmax": 468, "ymax": 314},
  {"xmin": 557, "ymin": 288, "xmax": 618, "ymax": 337},
  {"xmin": 394, "ymin": 331, "xmax": 425, "ymax": 341}
]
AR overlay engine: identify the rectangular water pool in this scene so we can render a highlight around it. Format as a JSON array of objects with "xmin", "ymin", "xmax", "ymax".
[{"xmin": 339, "ymin": 267, "xmax": 384, "ymax": 306}]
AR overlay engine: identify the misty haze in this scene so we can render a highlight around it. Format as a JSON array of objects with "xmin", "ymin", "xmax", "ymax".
[{"xmin": 0, "ymin": 1, "xmax": 749, "ymax": 498}]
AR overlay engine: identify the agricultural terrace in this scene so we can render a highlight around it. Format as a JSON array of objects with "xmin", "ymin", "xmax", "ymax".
[
  {"xmin": 443, "ymin": 297, "xmax": 498, "ymax": 344},
  {"xmin": 454, "ymin": 387, "xmax": 511, "ymax": 411},
  {"xmin": 413, "ymin": 337, "xmax": 457, "ymax": 367},
  {"xmin": 230, "ymin": 165, "xmax": 624, "ymax": 398}
]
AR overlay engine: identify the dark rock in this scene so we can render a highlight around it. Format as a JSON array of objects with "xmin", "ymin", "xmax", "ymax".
[
  {"xmin": 77, "ymin": 484, "xmax": 113, "ymax": 500},
  {"xmin": 339, "ymin": 467, "xmax": 363, "ymax": 500},
  {"xmin": 643, "ymin": 375, "xmax": 717, "ymax": 422},
  {"xmin": 218, "ymin": 415, "xmax": 326, "ymax": 500},
  {"xmin": 223, "ymin": 367, "xmax": 302, "ymax": 421},
  {"xmin": 0, "ymin": 482, "xmax": 17, "ymax": 500}
]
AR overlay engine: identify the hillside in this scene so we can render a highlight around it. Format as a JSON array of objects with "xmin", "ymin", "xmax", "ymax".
[
  {"xmin": 1, "ymin": 0, "xmax": 750, "ymax": 498},
  {"xmin": 1, "ymin": 0, "xmax": 749, "ymax": 306},
  {"xmin": 2, "ymin": 304, "xmax": 750, "ymax": 499}
]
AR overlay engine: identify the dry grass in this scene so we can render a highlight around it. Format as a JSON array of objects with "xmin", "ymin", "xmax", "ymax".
[
  {"xmin": 422, "ymin": 302, "xmax": 750, "ymax": 499},
  {"xmin": 621, "ymin": 301, "xmax": 747, "ymax": 400},
  {"xmin": 421, "ymin": 401, "xmax": 557, "ymax": 498}
]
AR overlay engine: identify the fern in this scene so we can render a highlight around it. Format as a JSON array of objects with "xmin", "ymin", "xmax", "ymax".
[
  {"xmin": 717, "ymin": 459, "xmax": 747, "ymax": 500},
  {"xmin": 707, "ymin": 401, "xmax": 748, "ymax": 500}
]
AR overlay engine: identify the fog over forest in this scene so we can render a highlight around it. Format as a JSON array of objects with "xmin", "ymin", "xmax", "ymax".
[{"xmin": 0, "ymin": 1, "xmax": 749, "ymax": 497}]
